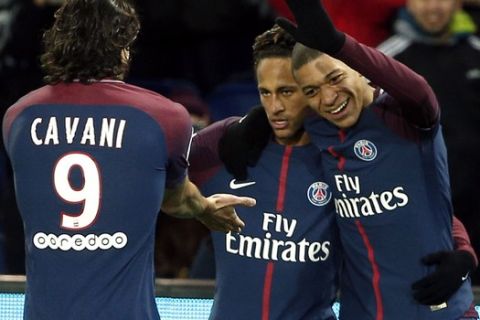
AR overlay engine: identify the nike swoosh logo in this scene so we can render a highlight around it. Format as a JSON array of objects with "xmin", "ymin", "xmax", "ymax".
[
  {"xmin": 462, "ymin": 272, "xmax": 470, "ymax": 281},
  {"xmin": 229, "ymin": 179, "xmax": 256, "ymax": 190}
]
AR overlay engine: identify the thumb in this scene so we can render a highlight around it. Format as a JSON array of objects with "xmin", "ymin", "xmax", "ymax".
[
  {"xmin": 275, "ymin": 17, "xmax": 298, "ymax": 38},
  {"xmin": 421, "ymin": 251, "xmax": 447, "ymax": 266}
]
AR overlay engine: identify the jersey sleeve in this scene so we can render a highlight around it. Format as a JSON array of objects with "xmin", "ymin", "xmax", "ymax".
[
  {"xmin": 2, "ymin": 98, "xmax": 25, "ymax": 153},
  {"xmin": 335, "ymin": 35, "xmax": 440, "ymax": 129},
  {"xmin": 2, "ymin": 107, "xmax": 13, "ymax": 152},
  {"xmin": 188, "ymin": 117, "xmax": 239, "ymax": 186},
  {"xmin": 452, "ymin": 215, "xmax": 478, "ymax": 267},
  {"xmin": 160, "ymin": 102, "xmax": 194, "ymax": 189}
]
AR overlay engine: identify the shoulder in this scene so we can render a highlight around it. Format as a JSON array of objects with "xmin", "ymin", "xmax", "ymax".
[
  {"xmin": 117, "ymin": 83, "xmax": 189, "ymax": 116},
  {"xmin": 6, "ymin": 85, "xmax": 52, "ymax": 112},
  {"xmin": 115, "ymin": 83, "xmax": 191, "ymax": 131},
  {"xmin": 189, "ymin": 118, "xmax": 240, "ymax": 183},
  {"xmin": 191, "ymin": 118, "xmax": 239, "ymax": 156},
  {"xmin": 2, "ymin": 86, "xmax": 51, "ymax": 145},
  {"xmin": 377, "ymin": 34, "xmax": 412, "ymax": 57}
]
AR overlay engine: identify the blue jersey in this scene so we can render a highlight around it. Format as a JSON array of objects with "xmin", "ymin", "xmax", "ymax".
[
  {"xmin": 2, "ymin": 80, "xmax": 193, "ymax": 320},
  {"xmin": 190, "ymin": 120, "xmax": 341, "ymax": 320},
  {"xmin": 305, "ymin": 35, "xmax": 474, "ymax": 319}
]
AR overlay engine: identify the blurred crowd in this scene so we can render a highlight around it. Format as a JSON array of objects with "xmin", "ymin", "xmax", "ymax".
[{"xmin": 0, "ymin": 0, "xmax": 479, "ymax": 285}]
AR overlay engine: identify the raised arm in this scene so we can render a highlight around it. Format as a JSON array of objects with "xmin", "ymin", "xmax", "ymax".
[
  {"xmin": 335, "ymin": 36, "xmax": 439, "ymax": 129},
  {"xmin": 276, "ymin": 0, "xmax": 439, "ymax": 128}
]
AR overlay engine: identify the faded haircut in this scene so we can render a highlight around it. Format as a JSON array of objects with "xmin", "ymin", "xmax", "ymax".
[
  {"xmin": 291, "ymin": 43, "xmax": 325, "ymax": 71},
  {"xmin": 252, "ymin": 24, "xmax": 296, "ymax": 72}
]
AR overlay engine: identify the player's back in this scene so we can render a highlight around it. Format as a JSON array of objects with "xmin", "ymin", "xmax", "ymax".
[{"xmin": 2, "ymin": 81, "xmax": 191, "ymax": 320}]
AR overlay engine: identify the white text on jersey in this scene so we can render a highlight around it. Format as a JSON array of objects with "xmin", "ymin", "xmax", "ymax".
[
  {"xmin": 262, "ymin": 212, "xmax": 296, "ymax": 237},
  {"xmin": 333, "ymin": 174, "xmax": 410, "ymax": 218},
  {"xmin": 30, "ymin": 117, "xmax": 126, "ymax": 148},
  {"xmin": 225, "ymin": 212, "xmax": 331, "ymax": 263},
  {"xmin": 33, "ymin": 232, "xmax": 127, "ymax": 251}
]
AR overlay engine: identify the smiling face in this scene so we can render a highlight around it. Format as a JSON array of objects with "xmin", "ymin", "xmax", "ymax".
[
  {"xmin": 256, "ymin": 57, "xmax": 310, "ymax": 146},
  {"xmin": 407, "ymin": 0, "xmax": 459, "ymax": 34},
  {"xmin": 293, "ymin": 53, "xmax": 375, "ymax": 129}
]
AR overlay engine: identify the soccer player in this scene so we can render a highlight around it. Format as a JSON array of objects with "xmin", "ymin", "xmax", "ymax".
[
  {"xmin": 278, "ymin": 1, "xmax": 478, "ymax": 317},
  {"xmin": 218, "ymin": 0, "xmax": 479, "ymax": 319},
  {"xmin": 285, "ymin": 0, "xmax": 479, "ymax": 318},
  {"xmin": 189, "ymin": 25, "xmax": 341, "ymax": 319},
  {"xmin": 1, "ymin": 1, "xmax": 255, "ymax": 319}
]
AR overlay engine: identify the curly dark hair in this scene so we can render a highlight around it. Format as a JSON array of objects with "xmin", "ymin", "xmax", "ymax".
[
  {"xmin": 252, "ymin": 24, "xmax": 296, "ymax": 71},
  {"xmin": 41, "ymin": 0, "xmax": 140, "ymax": 84}
]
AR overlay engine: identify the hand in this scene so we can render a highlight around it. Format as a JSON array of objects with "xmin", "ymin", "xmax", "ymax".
[
  {"xmin": 196, "ymin": 194, "xmax": 256, "ymax": 233},
  {"xmin": 412, "ymin": 250, "xmax": 476, "ymax": 305},
  {"xmin": 275, "ymin": 0, "xmax": 345, "ymax": 54},
  {"xmin": 218, "ymin": 106, "xmax": 272, "ymax": 181}
]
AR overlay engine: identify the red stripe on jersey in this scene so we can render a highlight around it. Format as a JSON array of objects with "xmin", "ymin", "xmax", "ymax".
[
  {"xmin": 327, "ymin": 146, "xmax": 346, "ymax": 171},
  {"xmin": 355, "ymin": 220, "xmax": 384, "ymax": 320},
  {"xmin": 327, "ymin": 146, "xmax": 338, "ymax": 157},
  {"xmin": 338, "ymin": 156, "xmax": 346, "ymax": 171},
  {"xmin": 262, "ymin": 262, "xmax": 275, "ymax": 320},
  {"xmin": 276, "ymin": 146, "xmax": 293, "ymax": 212},
  {"xmin": 338, "ymin": 129, "xmax": 346, "ymax": 143},
  {"xmin": 337, "ymin": 130, "xmax": 346, "ymax": 170},
  {"xmin": 262, "ymin": 146, "xmax": 292, "ymax": 320}
]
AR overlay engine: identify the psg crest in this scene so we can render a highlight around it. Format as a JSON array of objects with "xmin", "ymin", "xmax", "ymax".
[
  {"xmin": 354, "ymin": 139, "xmax": 377, "ymax": 161},
  {"xmin": 307, "ymin": 182, "xmax": 332, "ymax": 206}
]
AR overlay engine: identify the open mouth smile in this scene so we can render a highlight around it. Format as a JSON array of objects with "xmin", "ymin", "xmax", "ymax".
[{"xmin": 328, "ymin": 98, "xmax": 349, "ymax": 114}]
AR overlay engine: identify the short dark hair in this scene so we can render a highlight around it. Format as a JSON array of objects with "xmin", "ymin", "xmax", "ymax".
[
  {"xmin": 41, "ymin": 0, "xmax": 140, "ymax": 84},
  {"xmin": 252, "ymin": 24, "xmax": 296, "ymax": 71},
  {"xmin": 291, "ymin": 43, "xmax": 324, "ymax": 71}
]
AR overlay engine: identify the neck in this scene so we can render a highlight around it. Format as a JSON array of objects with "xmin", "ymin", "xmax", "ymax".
[{"xmin": 275, "ymin": 129, "xmax": 310, "ymax": 146}]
